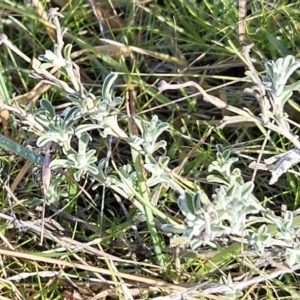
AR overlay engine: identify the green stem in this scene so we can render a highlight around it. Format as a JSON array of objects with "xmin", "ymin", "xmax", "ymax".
[{"xmin": 130, "ymin": 147, "xmax": 165, "ymax": 266}]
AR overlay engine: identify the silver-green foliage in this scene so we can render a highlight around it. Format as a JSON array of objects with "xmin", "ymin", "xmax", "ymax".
[
  {"xmin": 161, "ymin": 145, "xmax": 300, "ymax": 266},
  {"xmin": 4, "ymin": 10, "xmax": 300, "ymax": 268},
  {"xmin": 24, "ymin": 29, "xmax": 173, "ymax": 205},
  {"xmin": 246, "ymin": 55, "xmax": 300, "ymax": 131}
]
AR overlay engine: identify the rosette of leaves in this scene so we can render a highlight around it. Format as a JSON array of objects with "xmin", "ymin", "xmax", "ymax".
[
  {"xmin": 93, "ymin": 160, "xmax": 138, "ymax": 199},
  {"xmin": 143, "ymin": 155, "xmax": 172, "ymax": 187},
  {"xmin": 210, "ymin": 182, "xmax": 259, "ymax": 235},
  {"xmin": 49, "ymin": 133, "xmax": 98, "ymax": 181},
  {"xmin": 207, "ymin": 145, "xmax": 265, "ymax": 214},
  {"xmin": 34, "ymin": 99, "xmax": 105, "ymax": 152},
  {"xmin": 161, "ymin": 191, "xmax": 207, "ymax": 248},
  {"xmin": 130, "ymin": 115, "xmax": 173, "ymax": 187},
  {"xmin": 34, "ymin": 99, "xmax": 77, "ymax": 151},
  {"xmin": 73, "ymin": 73, "xmax": 128, "ymax": 139},
  {"xmin": 133, "ymin": 115, "xmax": 170, "ymax": 155},
  {"xmin": 162, "ymin": 191, "xmax": 231, "ymax": 249}
]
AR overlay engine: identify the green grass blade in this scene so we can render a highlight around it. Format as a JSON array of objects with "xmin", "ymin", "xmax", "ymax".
[{"xmin": 0, "ymin": 134, "xmax": 44, "ymax": 165}]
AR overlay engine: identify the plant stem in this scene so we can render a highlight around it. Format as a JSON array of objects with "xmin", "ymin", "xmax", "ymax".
[{"xmin": 130, "ymin": 146, "xmax": 166, "ymax": 266}]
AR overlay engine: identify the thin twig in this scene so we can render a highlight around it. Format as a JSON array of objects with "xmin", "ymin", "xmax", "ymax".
[
  {"xmin": 152, "ymin": 263, "xmax": 299, "ymax": 299},
  {"xmin": 157, "ymin": 80, "xmax": 300, "ymax": 149}
]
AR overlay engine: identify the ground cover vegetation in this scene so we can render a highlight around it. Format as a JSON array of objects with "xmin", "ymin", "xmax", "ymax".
[{"xmin": 1, "ymin": 0, "xmax": 300, "ymax": 299}]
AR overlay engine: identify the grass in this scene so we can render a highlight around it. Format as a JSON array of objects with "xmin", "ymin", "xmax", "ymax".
[{"xmin": 1, "ymin": 0, "xmax": 300, "ymax": 299}]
